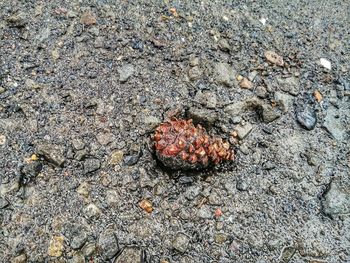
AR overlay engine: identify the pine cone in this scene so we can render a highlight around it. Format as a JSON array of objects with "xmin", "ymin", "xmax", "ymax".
[{"xmin": 152, "ymin": 119, "xmax": 234, "ymax": 170}]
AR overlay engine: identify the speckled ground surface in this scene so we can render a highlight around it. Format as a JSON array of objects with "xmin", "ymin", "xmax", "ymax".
[{"xmin": 0, "ymin": 1, "xmax": 349, "ymax": 262}]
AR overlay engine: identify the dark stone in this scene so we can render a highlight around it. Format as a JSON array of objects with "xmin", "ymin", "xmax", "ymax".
[
  {"xmin": 296, "ymin": 107, "xmax": 317, "ymax": 130},
  {"xmin": 20, "ymin": 162, "xmax": 43, "ymax": 184},
  {"xmin": 236, "ymin": 178, "xmax": 248, "ymax": 191},
  {"xmin": 124, "ymin": 154, "xmax": 140, "ymax": 166}
]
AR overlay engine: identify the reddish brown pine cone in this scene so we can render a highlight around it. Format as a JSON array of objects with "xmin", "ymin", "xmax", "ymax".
[{"xmin": 152, "ymin": 119, "xmax": 235, "ymax": 170}]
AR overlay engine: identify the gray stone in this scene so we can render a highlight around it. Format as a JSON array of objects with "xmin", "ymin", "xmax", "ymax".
[
  {"xmin": 197, "ymin": 205, "xmax": 212, "ymax": 219},
  {"xmin": 234, "ymin": 122, "xmax": 253, "ymax": 139},
  {"xmin": 262, "ymin": 104, "xmax": 281, "ymax": 123},
  {"xmin": 37, "ymin": 144, "xmax": 66, "ymax": 167},
  {"xmin": 71, "ymin": 231, "xmax": 88, "ymax": 250},
  {"xmin": 236, "ymin": 178, "xmax": 248, "ymax": 191},
  {"xmin": 218, "ymin": 38, "xmax": 230, "ymax": 52},
  {"xmin": 188, "ymin": 107, "xmax": 218, "ymax": 126},
  {"xmin": 213, "ymin": 62, "xmax": 237, "ymax": 88},
  {"xmin": 98, "ymin": 229, "xmax": 119, "ymax": 260},
  {"xmin": 194, "ymin": 90, "xmax": 217, "ymax": 109},
  {"xmin": 256, "ymin": 86, "xmax": 267, "ymax": 98},
  {"xmin": 296, "ymin": 107, "xmax": 317, "ymax": 130},
  {"xmin": 323, "ymin": 106, "xmax": 345, "ymax": 140},
  {"xmin": 75, "ymin": 149, "xmax": 88, "ymax": 161},
  {"xmin": 72, "ymin": 138, "xmax": 85, "ymax": 150},
  {"xmin": 0, "ymin": 197, "xmax": 9, "ymax": 209},
  {"xmin": 274, "ymin": 92, "xmax": 294, "ymax": 112},
  {"xmin": 118, "ymin": 64, "xmax": 135, "ymax": 83},
  {"xmin": 276, "ymin": 77, "xmax": 299, "ymax": 96},
  {"xmin": 184, "ymin": 186, "xmax": 201, "ymax": 200},
  {"xmin": 82, "ymin": 243, "xmax": 96, "ymax": 257},
  {"xmin": 188, "ymin": 66, "xmax": 202, "ymax": 80},
  {"xmin": 143, "ymin": 115, "xmax": 160, "ymax": 132},
  {"xmin": 68, "ymin": 253, "xmax": 85, "ymax": 263},
  {"xmin": 124, "ymin": 154, "xmax": 140, "ymax": 166},
  {"xmin": 83, "ymin": 203, "xmax": 101, "ymax": 219},
  {"xmin": 323, "ymin": 181, "xmax": 350, "ymax": 216},
  {"xmin": 96, "ymin": 132, "xmax": 114, "ymax": 146},
  {"xmin": 114, "ymin": 247, "xmax": 141, "ymax": 263},
  {"xmin": 172, "ymin": 233, "xmax": 190, "ymax": 253},
  {"xmin": 83, "ymin": 158, "xmax": 101, "ymax": 174},
  {"xmin": 6, "ymin": 12, "xmax": 28, "ymax": 27},
  {"xmin": 12, "ymin": 254, "xmax": 27, "ymax": 263},
  {"xmin": 279, "ymin": 246, "xmax": 296, "ymax": 262}
]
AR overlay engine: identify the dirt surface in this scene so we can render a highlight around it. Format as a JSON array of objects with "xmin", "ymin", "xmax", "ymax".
[{"xmin": 0, "ymin": 1, "xmax": 349, "ymax": 262}]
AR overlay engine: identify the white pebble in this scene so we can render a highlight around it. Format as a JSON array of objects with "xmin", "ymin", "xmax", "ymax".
[
  {"xmin": 259, "ymin": 17, "xmax": 267, "ymax": 25},
  {"xmin": 320, "ymin": 58, "xmax": 331, "ymax": 70}
]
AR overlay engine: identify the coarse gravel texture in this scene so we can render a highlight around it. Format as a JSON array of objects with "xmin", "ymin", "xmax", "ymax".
[{"xmin": 0, "ymin": 0, "xmax": 349, "ymax": 263}]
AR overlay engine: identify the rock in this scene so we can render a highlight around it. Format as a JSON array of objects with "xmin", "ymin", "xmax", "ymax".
[
  {"xmin": 0, "ymin": 135, "xmax": 5, "ymax": 146},
  {"xmin": 323, "ymin": 106, "xmax": 345, "ymax": 140},
  {"xmin": 68, "ymin": 253, "xmax": 85, "ymax": 263},
  {"xmin": 215, "ymin": 233, "xmax": 228, "ymax": 244},
  {"xmin": 83, "ymin": 159, "xmax": 101, "ymax": 174},
  {"xmin": 255, "ymin": 86, "xmax": 267, "ymax": 99},
  {"xmin": 124, "ymin": 154, "xmax": 140, "ymax": 166},
  {"xmin": 0, "ymin": 87, "xmax": 5, "ymax": 94},
  {"xmin": 236, "ymin": 178, "xmax": 248, "ymax": 191},
  {"xmin": 188, "ymin": 66, "xmax": 202, "ymax": 80},
  {"xmin": 83, "ymin": 203, "xmax": 101, "ymax": 219},
  {"xmin": 72, "ymin": 138, "xmax": 85, "ymax": 150},
  {"xmin": 296, "ymin": 107, "xmax": 317, "ymax": 130},
  {"xmin": 265, "ymin": 50, "xmax": 284, "ymax": 66},
  {"xmin": 37, "ymin": 144, "xmax": 66, "ymax": 167},
  {"xmin": 213, "ymin": 62, "xmax": 237, "ymax": 88},
  {"xmin": 197, "ymin": 205, "xmax": 212, "ymax": 219},
  {"xmin": 12, "ymin": 254, "xmax": 27, "ymax": 263},
  {"xmin": 322, "ymin": 180, "xmax": 350, "ymax": 217},
  {"xmin": 82, "ymin": 243, "xmax": 96, "ymax": 257},
  {"xmin": 25, "ymin": 79, "xmax": 41, "ymax": 90},
  {"xmin": 0, "ymin": 181, "xmax": 20, "ymax": 196},
  {"xmin": 239, "ymin": 78, "xmax": 253, "ymax": 89},
  {"xmin": 262, "ymin": 104, "xmax": 281, "ymax": 123},
  {"xmin": 234, "ymin": 122, "xmax": 253, "ymax": 139},
  {"xmin": 320, "ymin": 58, "xmax": 331, "ymax": 70},
  {"xmin": 276, "ymin": 77, "xmax": 299, "ymax": 96},
  {"xmin": 20, "ymin": 162, "xmax": 43, "ymax": 183},
  {"xmin": 75, "ymin": 149, "xmax": 88, "ymax": 161},
  {"xmin": 114, "ymin": 247, "xmax": 141, "ymax": 263},
  {"xmin": 98, "ymin": 229, "xmax": 119, "ymax": 260},
  {"xmin": 274, "ymin": 92, "xmax": 294, "ymax": 112},
  {"xmin": 80, "ymin": 11, "xmax": 97, "ymax": 25},
  {"xmin": 143, "ymin": 115, "xmax": 161, "ymax": 132},
  {"xmin": 189, "ymin": 56, "xmax": 199, "ymax": 67},
  {"xmin": 6, "ymin": 12, "xmax": 28, "ymax": 27},
  {"xmin": 96, "ymin": 132, "xmax": 114, "ymax": 146},
  {"xmin": 0, "ymin": 197, "xmax": 9, "ymax": 209},
  {"xmin": 184, "ymin": 186, "xmax": 201, "ymax": 200},
  {"xmin": 194, "ymin": 90, "xmax": 217, "ymax": 109},
  {"xmin": 118, "ymin": 64, "xmax": 135, "ymax": 83},
  {"xmin": 71, "ymin": 231, "xmax": 88, "ymax": 250},
  {"xmin": 172, "ymin": 233, "xmax": 190, "ymax": 253},
  {"xmin": 77, "ymin": 182, "xmax": 90, "ymax": 198},
  {"xmin": 188, "ymin": 107, "xmax": 218, "ymax": 126},
  {"xmin": 110, "ymin": 150, "xmax": 124, "ymax": 165},
  {"xmin": 279, "ymin": 246, "xmax": 296, "ymax": 262},
  {"xmin": 248, "ymin": 71, "xmax": 258, "ymax": 81},
  {"xmin": 48, "ymin": 236, "xmax": 65, "ymax": 257},
  {"xmin": 218, "ymin": 39, "xmax": 230, "ymax": 52}
]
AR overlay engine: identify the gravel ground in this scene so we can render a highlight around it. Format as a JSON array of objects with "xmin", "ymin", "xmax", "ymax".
[{"xmin": 0, "ymin": 0, "xmax": 349, "ymax": 262}]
